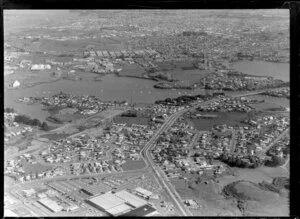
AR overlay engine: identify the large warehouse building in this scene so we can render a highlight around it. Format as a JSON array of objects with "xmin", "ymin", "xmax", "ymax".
[
  {"xmin": 86, "ymin": 190, "xmax": 152, "ymax": 216},
  {"xmin": 37, "ymin": 197, "xmax": 63, "ymax": 213},
  {"xmin": 114, "ymin": 190, "xmax": 148, "ymax": 208}
]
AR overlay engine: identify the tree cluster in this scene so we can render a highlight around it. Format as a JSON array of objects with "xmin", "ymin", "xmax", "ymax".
[
  {"xmin": 46, "ymin": 116, "xmax": 64, "ymax": 124},
  {"xmin": 272, "ymin": 177, "xmax": 289, "ymax": 190},
  {"xmin": 264, "ymin": 155, "xmax": 285, "ymax": 167},
  {"xmin": 121, "ymin": 110, "xmax": 137, "ymax": 117},
  {"xmin": 182, "ymin": 31, "xmax": 208, "ymax": 37},
  {"xmin": 4, "ymin": 107, "xmax": 15, "ymax": 113},
  {"xmin": 14, "ymin": 115, "xmax": 50, "ymax": 131},
  {"xmin": 155, "ymin": 94, "xmax": 208, "ymax": 106},
  {"xmin": 219, "ymin": 153, "xmax": 263, "ymax": 168}
]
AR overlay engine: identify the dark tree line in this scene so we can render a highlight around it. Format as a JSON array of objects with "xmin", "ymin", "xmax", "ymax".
[
  {"xmin": 121, "ymin": 110, "xmax": 137, "ymax": 117},
  {"xmin": 14, "ymin": 114, "xmax": 50, "ymax": 131},
  {"xmin": 4, "ymin": 107, "xmax": 15, "ymax": 113},
  {"xmin": 155, "ymin": 94, "xmax": 209, "ymax": 106},
  {"xmin": 218, "ymin": 153, "xmax": 263, "ymax": 168},
  {"xmin": 264, "ymin": 155, "xmax": 285, "ymax": 167}
]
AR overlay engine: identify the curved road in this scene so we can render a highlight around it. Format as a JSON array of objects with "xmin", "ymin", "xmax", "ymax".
[{"xmin": 140, "ymin": 90, "xmax": 283, "ymax": 216}]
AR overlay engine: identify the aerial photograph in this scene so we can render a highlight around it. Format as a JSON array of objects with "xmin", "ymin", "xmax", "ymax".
[{"xmin": 4, "ymin": 10, "xmax": 290, "ymax": 217}]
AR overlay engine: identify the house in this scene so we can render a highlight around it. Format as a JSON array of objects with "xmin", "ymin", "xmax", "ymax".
[
  {"xmin": 12, "ymin": 80, "xmax": 20, "ymax": 88},
  {"xmin": 31, "ymin": 64, "xmax": 51, "ymax": 70}
]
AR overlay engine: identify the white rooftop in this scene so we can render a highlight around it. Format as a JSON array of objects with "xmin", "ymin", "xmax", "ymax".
[
  {"xmin": 106, "ymin": 203, "xmax": 132, "ymax": 216},
  {"xmin": 22, "ymin": 188, "xmax": 36, "ymax": 195},
  {"xmin": 89, "ymin": 192, "xmax": 124, "ymax": 210},
  {"xmin": 115, "ymin": 190, "xmax": 148, "ymax": 208},
  {"xmin": 38, "ymin": 197, "xmax": 63, "ymax": 213},
  {"xmin": 134, "ymin": 187, "xmax": 153, "ymax": 197},
  {"xmin": 12, "ymin": 80, "xmax": 20, "ymax": 88}
]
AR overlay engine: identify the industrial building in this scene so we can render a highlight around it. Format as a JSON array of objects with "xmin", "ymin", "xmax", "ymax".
[
  {"xmin": 114, "ymin": 190, "xmax": 148, "ymax": 208},
  {"xmin": 134, "ymin": 187, "xmax": 153, "ymax": 199},
  {"xmin": 85, "ymin": 190, "xmax": 153, "ymax": 216},
  {"xmin": 30, "ymin": 64, "xmax": 51, "ymax": 70},
  {"xmin": 80, "ymin": 183, "xmax": 110, "ymax": 196},
  {"xmin": 86, "ymin": 192, "xmax": 131, "ymax": 216},
  {"xmin": 12, "ymin": 80, "xmax": 20, "ymax": 88},
  {"xmin": 37, "ymin": 197, "xmax": 63, "ymax": 213}
]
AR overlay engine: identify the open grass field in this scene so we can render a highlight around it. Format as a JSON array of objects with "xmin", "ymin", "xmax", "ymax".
[
  {"xmin": 5, "ymin": 176, "xmax": 16, "ymax": 188},
  {"xmin": 10, "ymin": 207, "xmax": 33, "ymax": 217},
  {"xmin": 155, "ymin": 61, "xmax": 175, "ymax": 71},
  {"xmin": 249, "ymin": 101, "xmax": 280, "ymax": 111},
  {"xmin": 173, "ymin": 60, "xmax": 196, "ymax": 70},
  {"xmin": 247, "ymin": 95, "xmax": 289, "ymax": 108},
  {"xmin": 170, "ymin": 178, "xmax": 241, "ymax": 216},
  {"xmin": 216, "ymin": 166, "xmax": 289, "ymax": 190},
  {"xmin": 52, "ymin": 113, "xmax": 83, "ymax": 122},
  {"xmin": 121, "ymin": 159, "xmax": 146, "ymax": 171},
  {"xmin": 21, "ymin": 160, "xmax": 53, "ymax": 174},
  {"xmin": 81, "ymin": 116, "xmax": 104, "ymax": 128},
  {"xmin": 4, "ymin": 147, "xmax": 19, "ymax": 159},
  {"xmin": 113, "ymin": 116, "xmax": 150, "ymax": 125},
  {"xmin": 40, "ymin": 133, "xmax": 71, "ymax": 140},
  {"xmin": 223, "ymin": 180, "xmax": 289, "ymax": 216},
  {"xmin": 169, "ymin": 162, "xmax": 289, "ymax": 216},
  {"xmin": 191, "ymin": 111, "xmax": 249, "ymax": 131},
  {"xmin": 224, "ymin": 180, "xmax": 279, "ymax": 201},
  {"xmin": 283, "ymin": 161, "xmax": 289, "ymax": 173}
]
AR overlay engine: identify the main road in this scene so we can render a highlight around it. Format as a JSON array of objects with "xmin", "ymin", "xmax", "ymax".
[
  {"xmin": 141, "ymin": 107, "xmax": 194, "ymax": 216},
  {"xmin": 140, "ymin": 90, "xmax": 281, "ymax": 216},
  {"xmin": 140, "ymin": 97, "xmax": 232, "ymax": 216}
]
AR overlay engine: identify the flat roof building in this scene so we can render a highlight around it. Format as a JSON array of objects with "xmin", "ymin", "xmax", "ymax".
[
  {"xmin": 37, "ymin": 197, "xmax": 63, "ymax": 213},
  {"xmin": 134, "ymin": 187, "xmax": 153, "ymax": 199},
  {"xmin": 106, "ymin": 203, "xmax": 132, "ymax": 216},
  {"xmin": 22, "ymin": 188, "xmax": 36, "ymax": 197},
  {"xmin": 86, "ymin": 192, "xmax": 132, "ymax": 216},
  {"xmin": 115, "ymin": 190, "xmax": 148, "ymax": 208},
  {"xmin": 86, "ymin": 190, "xmax": 151, "ymax": 216},
  {"xmin": 89, "ymin": 192, "xmax": 124, "ymax": 210},
  {"xmin": 31, "ymin": 64, "xmax": 51, "ymax": 70},
  {"xmin": 12, "ymin": 80, "xmax": 21, "ymax": 88}
]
